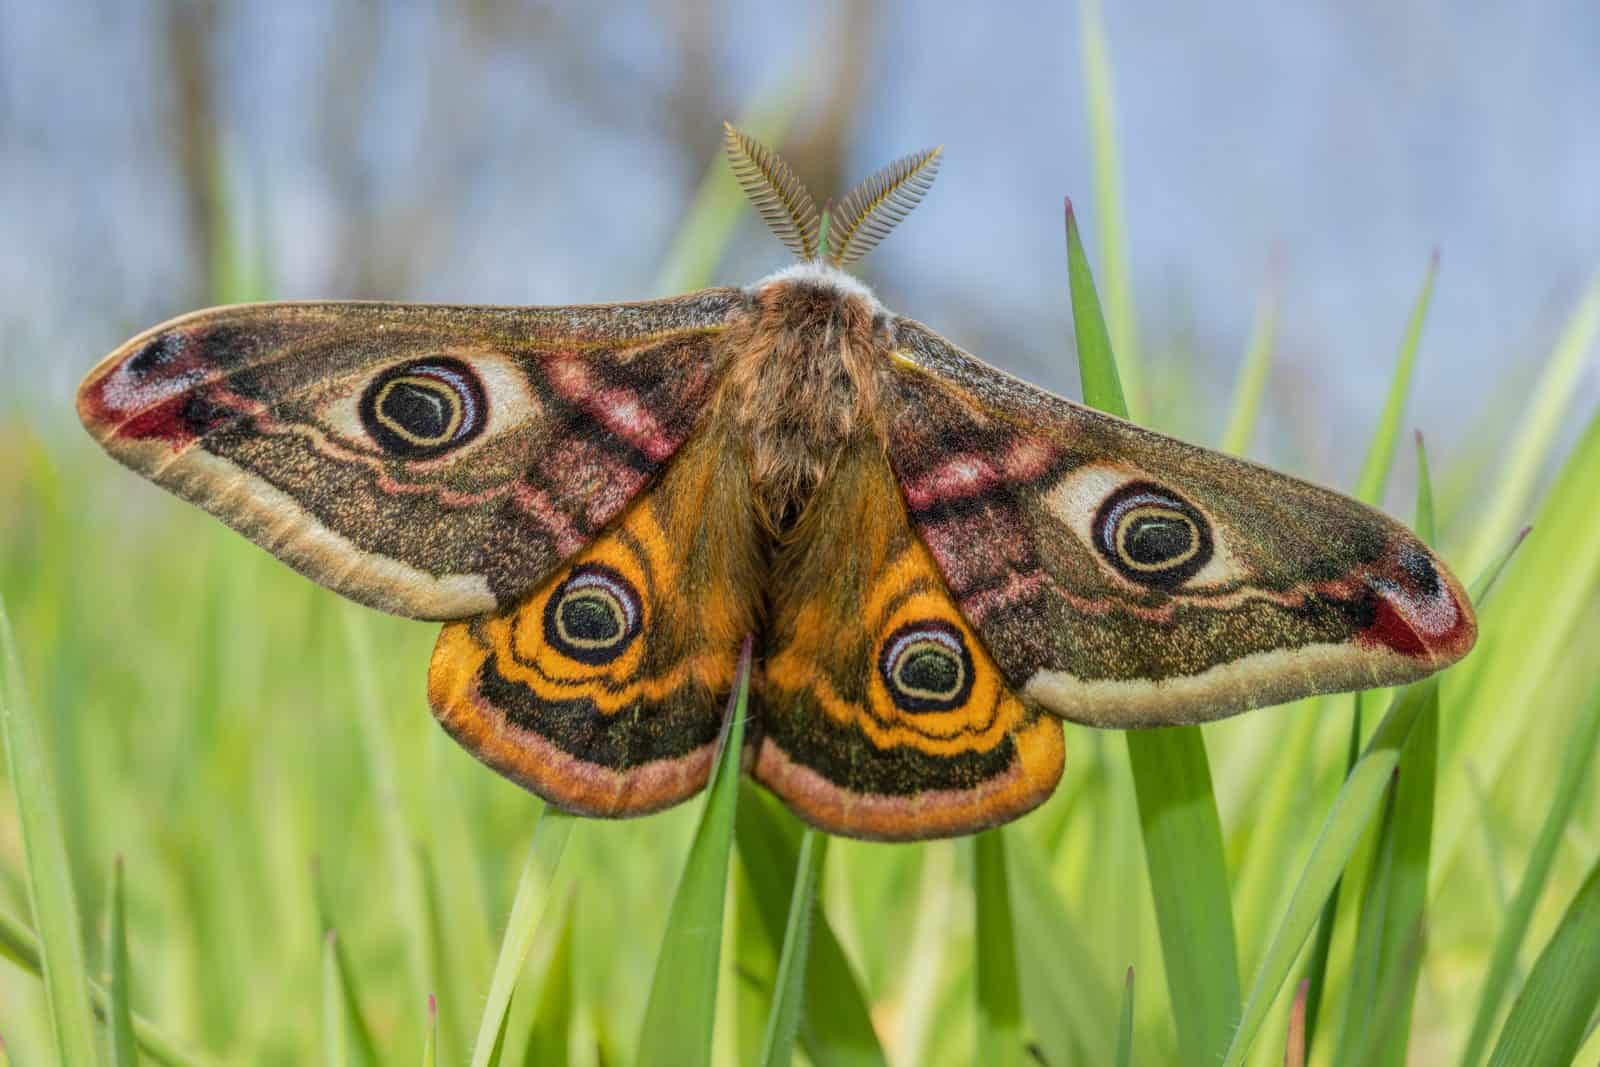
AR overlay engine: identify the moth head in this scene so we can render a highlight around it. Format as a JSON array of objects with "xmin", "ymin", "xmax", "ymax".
[{"xmin": 724, "ymin": 122, "xmax": 941, "ymax": 268}]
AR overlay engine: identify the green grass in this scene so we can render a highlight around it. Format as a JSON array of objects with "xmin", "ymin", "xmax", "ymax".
[{"xmin": 3, "ymin": 33, "xmax": 1600, "ymax": 1067}]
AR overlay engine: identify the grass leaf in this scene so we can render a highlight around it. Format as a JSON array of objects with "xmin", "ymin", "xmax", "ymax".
[
  {"xmin": 342, "ymin": 611, "xmax": 437, "ymax": 1031},
  {"xmin": 1079, "ymin": 0, "xmax": 1144, "ymax": 420},
  {"xmin": 1007, "ymin": 827, "xmax": 1117, "ymax": 1065},
  {"xmin": 0, "ymin": 907, "xmax": 203, "ymax": 1066},
  {"xmin": 1221, "ymin": 671, "xmax": 1448, "ymax": 1067},
  {"xmin": 522, "ymin": 900, "xmax": 575, "ymax": 1067},
  {"xmin": 636, "ymin": 638, "xmax": 752, "ymax": 1067},
  {"xmin": 1218, "ymin": 265, "xmax": 1280, "ymax": 455},
  {"xmin": 1460, "ymin": 272, "xmax": 1600, "ymax": 576},
  {"xmin": 1114, "ymin": 968, "xmax": 1134, "ymax": 1067},
  {"xmin": 1065, "ymin": 200, "xmax": 1128, "ymax": 417},
  {"xmin": 469, "ymin": 806, "xmax": 576, "ymax": 1067},
  {"xmin": 107, "ymin": 857, "xmax": 138, "ymax": 1067},
  {"xmin": 322, "ymin": 932, "xmax": 349, "ymax": 1067},
  {"xmin": 1284, "ymin": 980, "xmax": 1308, "ymax": 1067},
  {"xmin": 758, "ymin": 829, "xmax": 824, "ymax": 1067},
  {"xmin": 422, "ymin": 997, "xmax": 437, "ymax": 1067},
  {"xmin": 1462, "ymin": 679, "xmax": 1600, "ymax": 1064},
  {"xmin": 1353, "ymin": 251, "xmax": 1438, "ymax": 506},
  {"xmin": 1065, "ymin": 198, "xmax": 1240, "ymax": 1062},
  {"xmin": 1437, "ymin": 408, "xmax": 1600, "ymax": 877},
  {"xmin": 311, "ymin": 865, "xmax": 379, "ymax": 1066},
  {"xmin": 0, "ymin": 598, "xmax": 100, "ymax": 1067},
  {"xmin": 973, "ymin": 830, "xmax": 1026, "ymax": 1066},
  {"xmin": 1486, "ymin": 857, "xmax": 1600, "ymax": 1067},
  {"xmin": 1333, "ymin": 435, "xmax": 1441, "ymax": 1065},
  {"xmin": 734, "ymin": 786, "xmax": 887, "ymax": 1067}
]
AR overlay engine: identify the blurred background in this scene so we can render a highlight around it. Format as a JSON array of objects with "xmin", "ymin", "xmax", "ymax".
[
  {"xmin": 4, "ymin": 0, "xmax": 1598, "ymax": 479},
  {"xmin": 2, "ymin": 2, "xmax": 1598, "ymax": 1064}
]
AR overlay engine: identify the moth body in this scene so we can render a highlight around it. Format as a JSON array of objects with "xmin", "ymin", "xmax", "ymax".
[{"xmin": 726, "ymin": 263, "xmax": 888, "ymax": 532}]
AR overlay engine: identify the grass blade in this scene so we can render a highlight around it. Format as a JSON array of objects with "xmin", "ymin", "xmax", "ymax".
[
  {"xmin": 1065, "ymin": 203, "xmax": 1240, "ymax": 1061},
  {"xmin": 1124, "ymin": 729, "xmax": 1239, "ymax": 1061},
  {"xmin": 342, "ymin": 611, "xmax": 437, "ymax": 1028},
  {"xmin": 1437, "ymin": 409, "xmax": 1600, "ymax": 877},
  {"xmin": 1079, "ymin": 0, "xmax": 1144, "ymax": 420},
  {"xmin": 1462, "ymin": 679, "xmax": 1600, "ymax": 1065},
  {"xmin": 1486, "ymin": 857, "xmax": 1600, "ymax": 1067},
  {"xmin": 1008, "ymin": 827, "xmax": 1118, "ymax": 1066},
  {"xmin": 311, "ymin": 865, "xmax": 379, "ymax": 1066},
  {"xmin": 1284, "ymin": 980, "xmax": 1308, "ymax": 1067},
  {"xmin": 107, "ymin": 857, "xmax": 138, "ymax": 1067},
  {"xmin": 1114, "ymin": 968, "xmax": 1134, "ymax": 1067},
  {"xmin": 1298, "ymin": 703, "xmax": 1361, "ymax": 1050},
  {"xmin": 0, "ymin": 598, "xmax": 99, "ymax": 1066},
  {"xmin": 1460, "ymin": 272, "xmax": 1600, "ymax": 576},
  {"xmin": 422, "ymin": 997, "xmax": 437, "ymax": 1067},
  {"xmin": 1222, "ymin": 664, "xmax": 1451, "ymax": 1067},
  {"xmin": 1333, "ymin": 435, "xmax": 1441, "ymax": 1066},
  {"xmin": 522, "ymin": 900, "xmax": 575, "ymax": 1067},
  {"xmin": 322, "ymin": 932, "xmax": 349, "ymax": 1067},
  {"xmin": 758, "ymin": 829, "xmax": 824, "ymax": 1067},
  {"xmin": 470, "ymin": 806, "xmax": 576, "ymax": 1067},
  {"xmin": 1218, "ymin": 264, "xmax": 1281, "ymax": 455},
  {"xmin": 636, "ymin": 638, "xmax": 752, "ymax": 1067},
  {"xmin": 0, "ymin": 907, "xmax": 203, "ymax": 1066},
  {"xmin": 734, "ymin": 786, "xmax": 887, "ymax": 1067},
  {"xmin": 1221, "ymin": 740, "xmax": 1402, "ymax": 1067},
  {"xmin": 974, "ymin": 830, "xmax": 1026, "ymax": 1066},
  {"xmin": 1353, "ymin": 251, "xmax": 1438, "ymax": 505},
  {"xmin": 1302, "ymin": 277, "xmax": 1440, "ymax": 1044},
  {"xmin": 1065, "ymin": 200, "xmax": 1128, "ymax": 416}
]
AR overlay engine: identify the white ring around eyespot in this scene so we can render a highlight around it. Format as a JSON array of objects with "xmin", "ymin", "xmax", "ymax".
[
  {"xmin": 322, "ymin": 350, "xmax": 538, "ymax": 459},
  {"xmin": 1041, "ymin": 461, "xmax": 1246, "ymax": 591}
]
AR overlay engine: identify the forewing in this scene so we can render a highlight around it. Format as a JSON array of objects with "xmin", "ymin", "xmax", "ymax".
[
  {"xmin": 755, "ymin": 436, "xmax": 1064, "ymax": 841},
  {"xmin": 427, "ymin": 416, "xmax": 763, "ymax": 816},
  {"xmin": 77, "ymin": 294, "xmax": 747, "ymax": 619},
  {"xmin": 880, "ymin": 319, "xmax": 1477, "ymax": 727}
]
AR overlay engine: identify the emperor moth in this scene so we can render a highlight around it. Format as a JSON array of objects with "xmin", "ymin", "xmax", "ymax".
[{"xmin": 77, "ymin": 125, "xmax": 1474, "ymax": 841}]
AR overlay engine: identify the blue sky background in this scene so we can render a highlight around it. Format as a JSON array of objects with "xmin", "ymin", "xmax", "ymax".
[{"xmin": 3, "ymin": 0, "xmax": 1595, "ymax": 508}]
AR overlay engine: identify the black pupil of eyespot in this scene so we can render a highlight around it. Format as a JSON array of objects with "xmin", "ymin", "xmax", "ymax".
[
  {"xmin": 384, "ymin": 382, "xmax": 452, "ymax": 440},
  {"xmin": 1125, "ymin": 515, "xmax": 1193, "ymax": 565},
  {"xmin": 902, "ymin": 649, "xmax": 959, "ymax": 694},
  {"xmin": 561, "ymin": 595, "xmax": 619, "ymax": 641}
]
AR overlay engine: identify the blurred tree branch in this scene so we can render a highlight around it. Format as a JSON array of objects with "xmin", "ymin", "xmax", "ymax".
[{"xmin": 162, "ymin": 0, "xmax": 220, "ymax": 304}]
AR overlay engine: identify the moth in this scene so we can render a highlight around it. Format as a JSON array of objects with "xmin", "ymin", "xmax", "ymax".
[{"xmin": 77, "ymin": 125, "xmax": 1475, "ymax": 841}]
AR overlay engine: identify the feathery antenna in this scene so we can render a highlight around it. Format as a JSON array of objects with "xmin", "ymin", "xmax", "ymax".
[
  {"xmin": 827, "ymin": 146, "xmax": 942, "ymax": 266},
  {"xmin": 722, "ymin": 123, "xmax": 942, "ymax": 267},
  {"xmin": 723, "ymin": 122, "xmax": 820, "ymax": 261}
]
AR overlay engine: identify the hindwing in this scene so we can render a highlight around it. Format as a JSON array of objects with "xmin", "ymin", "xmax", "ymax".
[
  {"xmin": 755, "ymin": 435, "xmax": 1064, "ymax": 840},
  {"xmin": 427, "ymin": 417, "xmax": 763, "ymax": 816}
]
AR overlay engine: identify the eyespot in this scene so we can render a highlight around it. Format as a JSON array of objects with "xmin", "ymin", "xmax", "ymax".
[
  {"xmin": 358, "ymin": 357, "xmax": 487, "ymax": 458},
  {"xmin": 878, "ymin": 620, "xmax": 975, "ymax": 713},
  {"xmin": 1092, "ymin": 481, "xmax": 1213, "ymax": 588},
  {"xmin": 542, "ymin": 564, "xmax": 643, "ymax": 665}
]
